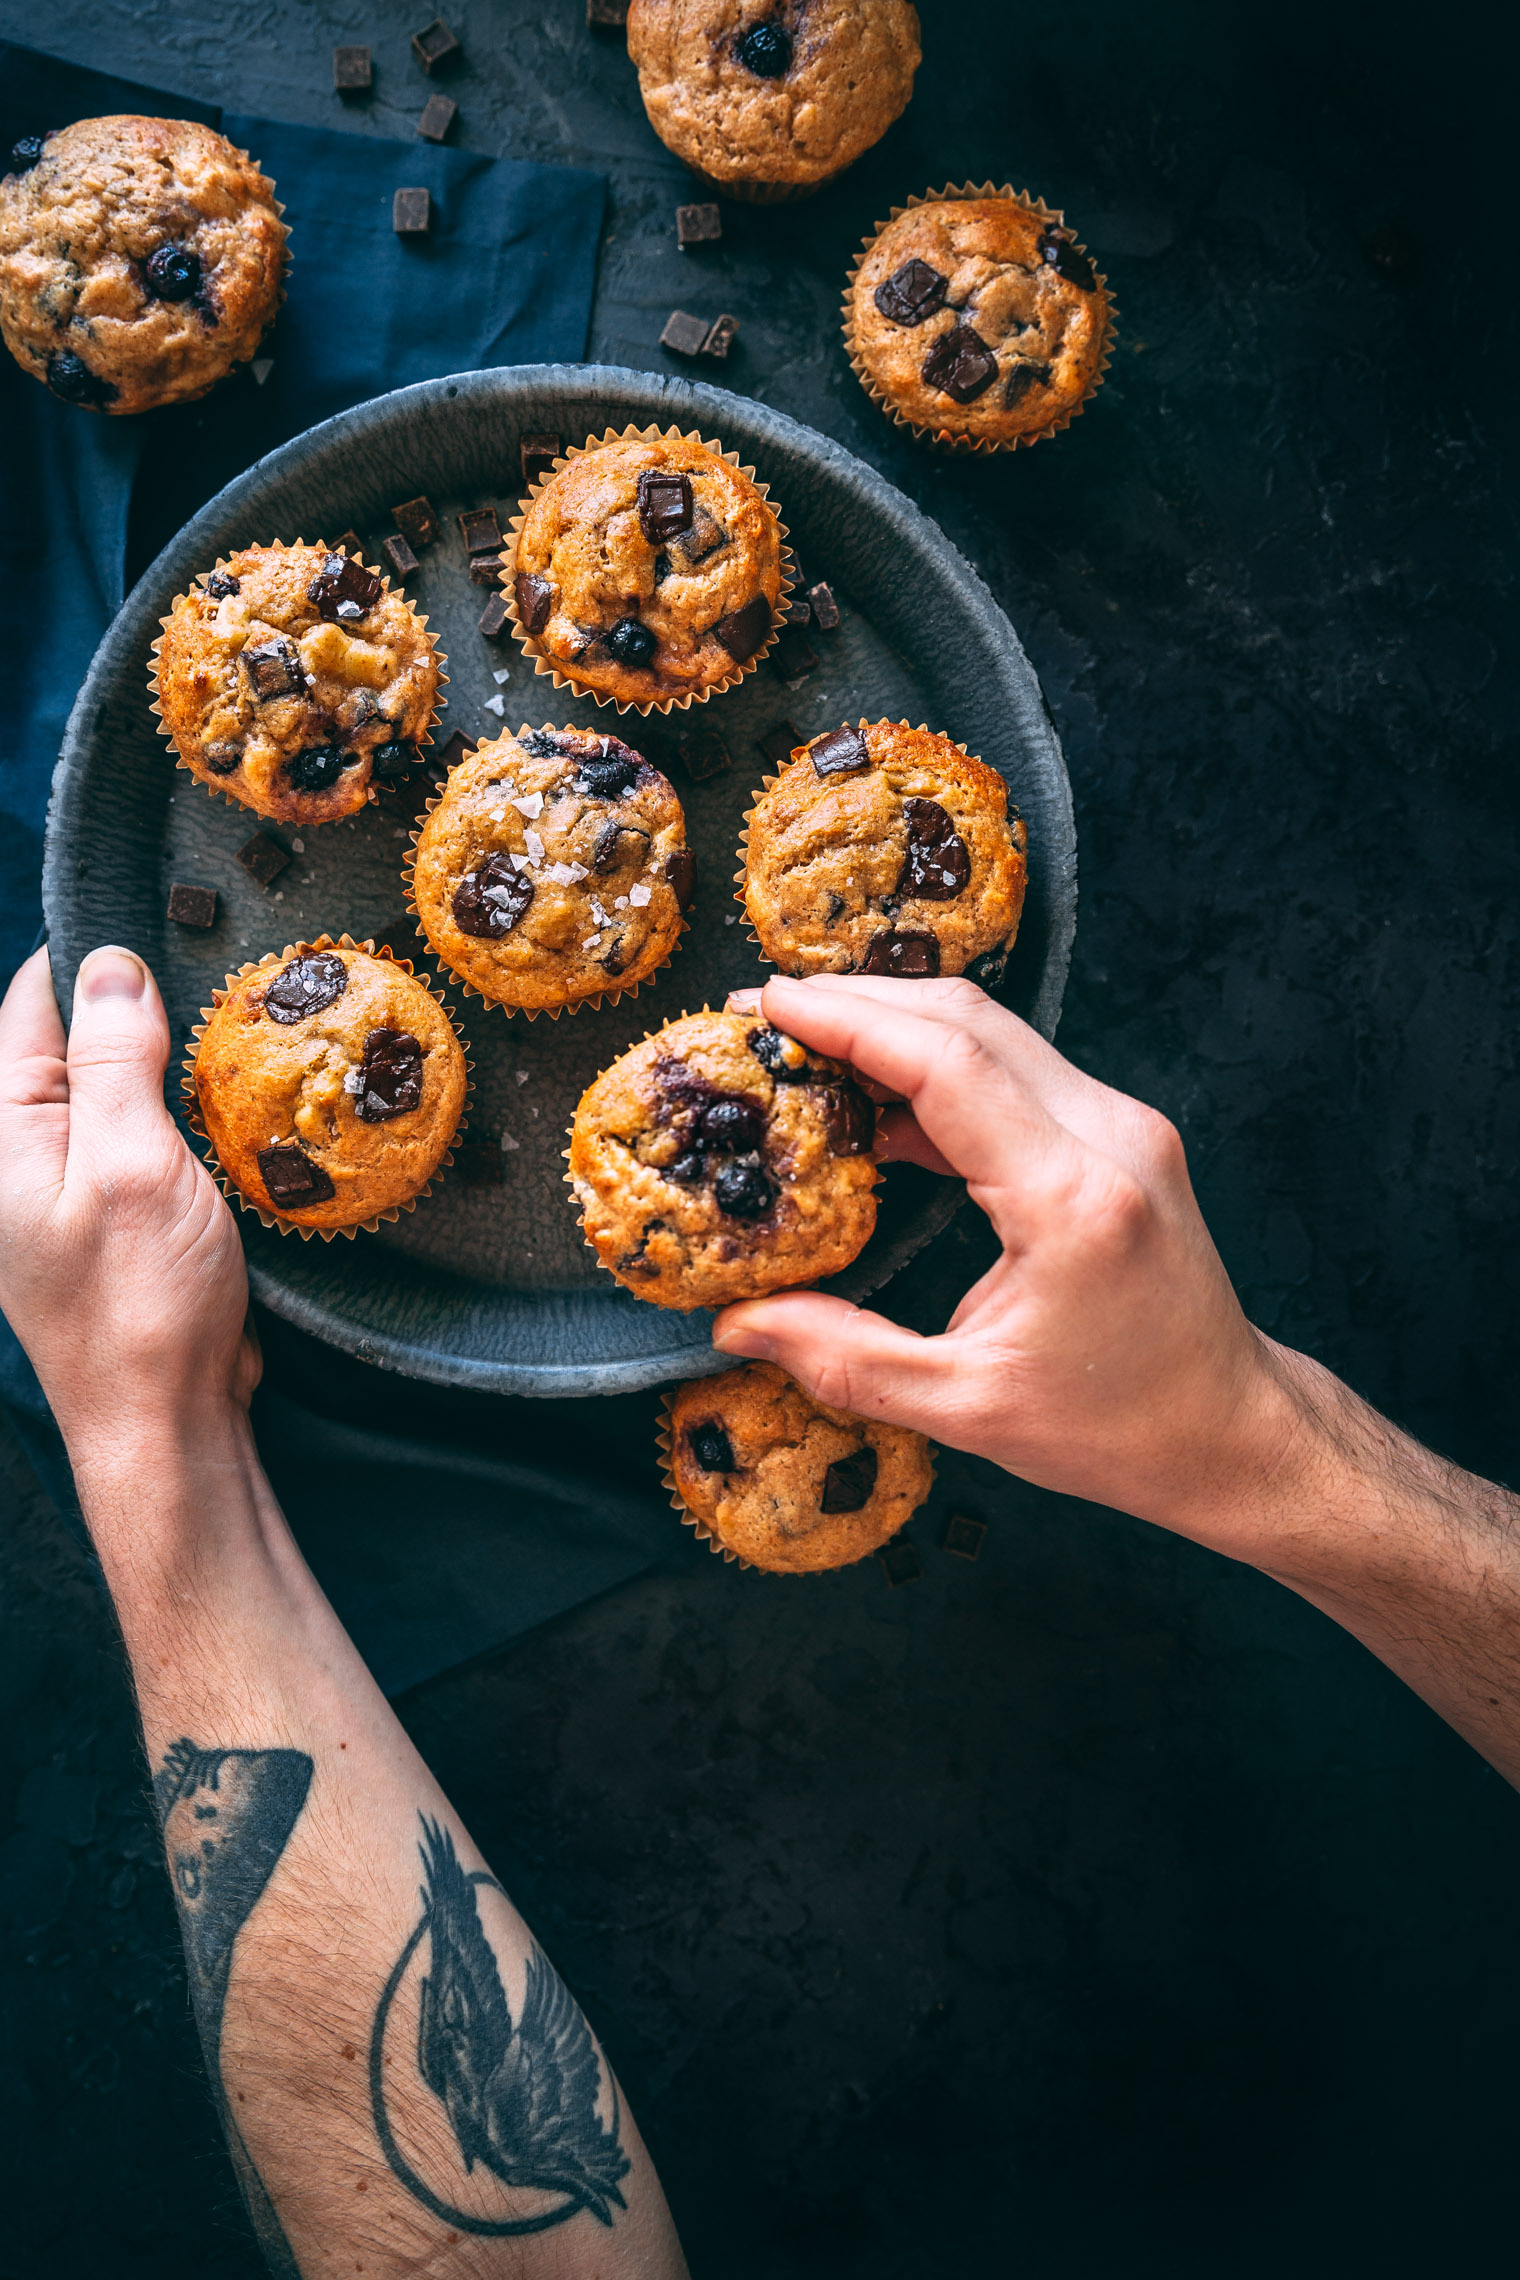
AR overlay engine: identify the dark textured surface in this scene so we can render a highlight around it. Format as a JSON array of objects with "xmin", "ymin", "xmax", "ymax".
[{"xmin": 2, "ymin": 2, "xmax": 1518, "ymax": 2276}]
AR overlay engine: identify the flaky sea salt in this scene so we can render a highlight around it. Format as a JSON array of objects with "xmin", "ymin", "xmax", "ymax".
[
  {"xmin": 525, "ymin": 829, "xmax": 545, "ymax": 863},
  {"xmin": 546, "ymin": 860, "xmax": 588, "ymax": 884},
  {"xmin": 582, "ymin": 933, "xmax": 602, "ymax": 951},
  {"xmin": 628, "ymin": 882, "xmax": 652, "ymax": 906},
  {"xmin": 343, "ymin": 1069, "xmax": 363, "ymax": 1095},
  {"xmin": 492, "ymin": 668, "xmax": 511, "ymax": 684},
  {"xmin": 512, "ymin": 792, "xmax": 544, "ymax": 819}
]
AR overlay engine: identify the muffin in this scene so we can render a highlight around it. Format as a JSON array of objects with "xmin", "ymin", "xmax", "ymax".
[
  {"xmin": 662, "ymin": 1360, "xmax": 934, "ymax": 1571},
  {"xmin": 507, "ymin": 427, "xmax": 785, "ymax": 714},
  {"xmin": 567, "ymin": 1008, "xmax": 877, "ymax": 1310},
  {"xmin": 408, "ymin": 725, "xmax": 694, "ymax": 1016},
  {"xmin": 844, "ymin": 187, "xmax": 1111, "ymax": 451},
  {"xmin": 151, "ymin": 541, "xmax": 443, "ymax": 826},
  {"xmin": 626, "ymin": 0, "xmax": 921, "ymax": 203},
  {"xmin": 188, "ymin": 939, "xmax": 468, "ymax": 1236},
  {"xmin": 741, "ymin": 719, "xmax": 1028, "ymax": 984},
  {"xmin": 0, "ymin": 116, "xmax": 286, "ymax": 415}
]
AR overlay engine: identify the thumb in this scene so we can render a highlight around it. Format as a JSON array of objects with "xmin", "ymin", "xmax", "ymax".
[
  {"xmin": 64, "ymin": 947, "xmax": 176, "ymax": 1178},
  {"xmin": 713, "ymin": 1291, "xmax": 967, "ymax": 1441}
]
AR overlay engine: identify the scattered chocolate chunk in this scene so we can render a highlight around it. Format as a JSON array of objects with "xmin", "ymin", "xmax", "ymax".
[
  {"xmin": 393, "ymin": 186, "xmax": 432, "ymax": 235},
  {"xmin": 759, "ymin": 721, "xmax": 801, "ymax": 768},
  {"xmin": 354, "ymin": 1027, "xmax": 424, "ymax": 1121},
  {"xmin": 437, "ymin": 730, "xmax": 475, "ymax": 772},
  {"xmin": 606, "ymin": 616, "xmax": 657, "ymax": 668},
  {"xmin": 688, "ymin": 1419, "xmax": 734, "ymax": 1473},
  {"xmin": 9, "ymin": 135, "xmax": 48, "ymax": 172},
  {"xmin": 478, "ymin": 592, "xmax": 511, "ymax": 638},
  {"xmin": 592, "ymin": 820, "xmax": 650, "ymax": 872},
  {"xmin": 587, "ymin": 0, "xmax": 630, "ymax": 21},
  {"xmin": 715, "ymin": 596, "xmax": 773, "ymax": 663},
  {"xmin": 417, "ymin": 92, "xmax": 457, "ymax": 141},
  {"xmin": 1036, "ymin": 225, "xmax": 1097, "ymax": 292},
  {"xmin": 205, "ymin": 570, "xmax": 240, "ymax": 599},
  {"xmin": 144, "ymin": 244, "xmax": 200, "ymax": 302},
  {"xmin": 370, "ymin": 740, "xmax": 417, "ymax": 782},
  {"xmin": 458, "ymin": 505, "xmax": 502, "ymax": 554},
  {"xmin": 783, "ymin": 594, "xmax": 811, "ymax": 627},
  {"xmin": 236, "ymin": 832, "xmax": 290, "ymax": 887},
  {"xmin": 514, "ymin": 572, "xmax": 552, "ymax": 633},
  {"xmin": 333, "ymin": 44, "xmax": 372, "ymax": 89},
  {"xmin": 821, "ymin": 1444, "xmax": 878, "ymax": 1513},
  {"xmin": 264, "ymin": 951, "xmax": 348, "ymax": 1024},
  {"xmin": 737, "ymin": 20, "xmax": 792, "ymax": 74},
  {"xmin": 257, "ymin": 1142, "xmax": 335, "ymax": 1208},
  {"xmin": 204, "ymin": 742, "xmax": 242, "ymax": 775},
  {"xmin": 1003, "ymin": 360, "xmax": 1051, "ymax": 409},
  {"xmin": 637, "ymin": 469, "xmax": 693, "ymax": 545},
  {"xmin": 576, "ymin": 747, "xmax": 640, "ymax": 798},
  {"xmin": 286, "ymin": 743, "xmax": 358, "ymax": 793},
  {"xmin": 670, "ymin": 503, "xmax": 727, "ymax": 565},
  {"xmin": 714, "ymin": 1158, "xmax": 776, "ymax": 1219},
  {"xmin": 46, "ymin": 351, "xmax": 116, "ymax": 408},
  {"xmin": 873, "ymin": 257, "xmax": 947, "ymax": 327},
  {"xmin": 307, "ymin": 550, "xmax": 383, "ymax": 623},
  {"xmin": 677, "ymin": 202, "xmax": 722, "ymax": 248},
  {"xmin": 698, "ymin": 1098, "xmax": 765, "ymax": 1154},
  {"xmin": 382, "ymin": 533, "xmax": 419, "ymax": 579},
  {"xmin": 333, "ymin": 530, "xmax": 364, "ymax": 558},
  {"xmin": 876, "ymin": 1535, "xmax": 922, "ymax": 1586},
  {"xmin": 454, "ymin": 1138, "xmax": 503, "ymax": 1185},
  {"xmin": 702, "ymin": 313, "xmax": 739, "ymax": 359},
  {"xmin": 807, "ymin": 581, "xmax": 841, "ymax": 631},
  {"xmin": 666, "ymin": 847, "xmax": 696, "ymax": 912},
  {"xmin": 242, "ymin": 635, "xmax": 303, "ymax": 702},
  {"xmin": 673, "ymin": 730, "xmax": 731, "ymax": 782},
  {"xmin": 899, "ymin": 797, "xmax": 970, "ymax": 900},
  {"xmin": 964, "ymin": 945, "xmax": 1010, "ymax": 991},
  {"xmin": 520, "ymin": 432, "xmax": 561, "ymax": 483},
  {"xmin": 411, "ymin": 15, "xmax": 461, "ymax": 70},
  {"xmin": 771, "ymin": 625, "xmax": 818, "ymax": 685},
  {"xmin": 660, "ymin": 308, "xmax": 711, "ymax": 357},
  {"xmin": 943, "ymin": 1511, "xmax": 987, "ymax": 1560},
  {"xmin": 166, "ymin": 882, "xmax": 217, "ymax": 929},
  {"xmin": 749, "ymin": 1025, "xmax": 810, "ymax": 1080},
  {"xmin": 468, "ymin": 551, "xmax": 505, "ymax": 586},
  {"xmin": 394, "ymin": 497, "xmax": 440, "ymax": 546},
  {"xmin": 861, "ymin": 928, "xmax": 940, "ymax": 977},
  {"xmin": 453, "ymin": 851, "xmax": 534, "ymax": 937},
  {"xmin": 821, "ymin": 1081, "xmax": 875, "ymax": 1155},
  {"xmin": 921, "ymin": 322, "xmax": 1000, "ymax": 404},
  {"xmin": 808, "ymin": 724, "xmax": 869, "ymax": 778}
]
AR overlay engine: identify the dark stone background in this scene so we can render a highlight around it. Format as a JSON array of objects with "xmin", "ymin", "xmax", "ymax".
[{"xmin": 1, "ymin": 0, "xmax": 1516, "ymax": 2273}]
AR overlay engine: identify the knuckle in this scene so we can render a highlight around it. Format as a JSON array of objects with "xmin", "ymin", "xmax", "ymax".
[{"xmin": 1081, "ymin": 1159, "xmax": 1154, "ymax": 1253}]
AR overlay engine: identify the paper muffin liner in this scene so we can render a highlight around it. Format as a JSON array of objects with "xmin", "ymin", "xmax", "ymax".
[
  {"xmin": 148, "ymin": 539, "xmax": 448, "ymax": 823},
  {"xmin": 181, "ymin": 933, "xmax": 472, "ymax": 1240},
  {"xmin": 502, "ymin": 425, "xmax": 792, "ymax": 717},
  {"xmin": 841, "ymin": 183, "xmax": 1116, "ymax": 457},
  {"xmin": 399, "ymin": 730, "xmax": 693, "ymax": 1021}
]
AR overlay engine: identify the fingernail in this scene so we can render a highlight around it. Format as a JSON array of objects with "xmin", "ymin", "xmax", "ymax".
[
  {"xmin": 713, "ymin": 1322, "xmax": 774, "ymax": 1360},
  {"xmin": 725, "ymin": 988, "xmax": 763, "ymax": 1011},
  {"xmin": 78, "ymin": 947, "xmax": 147, "ymax": 1002}
]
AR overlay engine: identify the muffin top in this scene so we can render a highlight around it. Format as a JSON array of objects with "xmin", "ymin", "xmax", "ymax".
[
  {"xmin": 193, "ymin": 943, "xmax": 467, "ymax": 1233},
  {"xmin": 0, "ymin": 115, "xmax": 286, "ymax": 415},
  {"xmin": 667, "ymin": 1360, "xmax": 934, "ymax": 1571},
  {"xmin": 569, "ymin": 1008, "xmax": 878, "ymax": 1311},
  {"xmin": 627, "ymin": 0, "xmax": 921, "ymax": 191},
  {"xmin": 849, "ymin": 196, "xmax": 1108, "ymax": 445},
  {"xmin": 511, "ymin": 432, "xmax": 783, "ymax": 711},
  {"xmin": 744, "ymin": 720, "xmax": 1028, "ymax": 983},
  {"xmin": 154, "ymin": 542, "xmax": 441, "ymax": 826},
  {"xmin": 411, "ymin": 726, "xmax": 693, "ymax": 1014}
]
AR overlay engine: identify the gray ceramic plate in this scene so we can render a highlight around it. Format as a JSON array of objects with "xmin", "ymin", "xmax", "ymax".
[{"xmin": 43, "ymin": 364, "xmax": 1075, "ymax": 1396}]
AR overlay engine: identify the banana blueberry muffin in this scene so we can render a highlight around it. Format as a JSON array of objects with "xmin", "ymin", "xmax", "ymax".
[
  {"xmin": 846, "ymin": 192, "xmax": 1110, "ymax": 448},
  {"xmin": 665, "ymin": 1359, "xmax": 934, "ymax": 1571},
  {"xmin": 627, "ymin": 0, "xmax": 921, "ymax": 202},
  {"xmin": 568, "ymin": 1008, "xmax": 877, "ymax": 1311},
  {"xmin": 410, "ymin": 725, "xmax": 694, "ymax": 1015},
  {"xmin": 153, "ymin": 541, "xmax": 442, "ymax": 825},
  {"xmin": 0, "ymin": 116, "xmax": 286, "ymax": 415},
  {"xmin": 743, "ymin": 719, "xmax": 1028, "ymax": 983},
  {"xmin": 510, "ymin": 430, "xmax": 784, "ymax": 712},
  {"xmin": 192, "ymin": 942, "xmax": 467, "ymax": 1234}
]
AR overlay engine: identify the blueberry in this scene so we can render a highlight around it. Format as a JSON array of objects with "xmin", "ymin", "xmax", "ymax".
[
  {"xmin": 9, "ymin": 135, "xmax": 48, "ymax": 173},
  {"xmin": 714, "ymin": 1158, "xmax": 776, "ymax": 1219},
  {"xmin": 205, "ymin": 571, "xmax": 240, "ymax": 599},
  {"xmin": 698, "ymin": 1098, "xmax": 765, "ymax": 1153},
  {"xmin": 45, "ymin": 351, "xmax": 116, "ymax": 408},
  {"xmin": 748, "ymin": 1025, "xmax": 810, "ymax": 1080},
  {"xmin": 737, "ymin": 20, "xmax": 792, "ymax": 75},
  {"xmin": 144, "ymin": 244, "xmax": 201, "ymax": 302},
  {"xmin": 688, "ymin": 1420, "xmax": 735, "ymax": 1474},
  {"xmin": 576, "ymin": 751, "xmax": 639, "ymax": 798},
  {"xmin": 605, "ymin": 616, "xmax": 657, "ymax": 667},
  {"xmin": 669, "ymin": 1150, "xmax": 706, "ymax": 1184},
  {"xmin": 285, "ymin": 744, "xmax": 358, "ymax": 793}
]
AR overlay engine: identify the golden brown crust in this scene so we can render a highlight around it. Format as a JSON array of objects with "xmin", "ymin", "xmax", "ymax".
[
  {"xmin": 0, "ymin": 115, "xmax": 286, "ymax": 415},
  {"xmin": 627, "ymin": 0, "xmax": 921, "ymax": 192},
  {"xmin": 153, "ymin": 542, "xmax": 441, "ymax": 825},
  {"xmin": 666, "ymin": 1360, "xmax": 933, "ymax": 1571},
  {"xmin": 568, "ymin": 1009, "xmax": 878, "ymax": 1311},
  {"xmin": 742, "ymin": 720, "xmax": 1028, "ymax": 978}
]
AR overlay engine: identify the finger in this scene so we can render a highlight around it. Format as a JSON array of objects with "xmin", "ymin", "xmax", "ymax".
[
  {"xmin": 63, "ymin": 947, "xmax": 176, "ymax": 1181},
  {"xmin": 713, "ymin": 1291, "xmax": 977, "ymax": 1441},
  {"xmin": 0, "ymin": 947, "xmax": 70, "ymax": 1204},
  {"xmin": 873, "ymin": 1103, "xmax": 957, "ymax": 1176}
]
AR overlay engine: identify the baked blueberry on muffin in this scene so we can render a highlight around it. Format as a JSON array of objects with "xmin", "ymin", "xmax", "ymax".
[
  {"xmin": 742, "ymin": 719, "xmax": 1028, "ymax": 983},
  {"xmin": 508, "ymin": 428, "xmax": 785, "ymax": 712},
  {"xmin": 152, "ymin": 541, "xmax": 442, "ymax": 825},
  {"xmin": 568, "ymin": 1008, "xmax": 877, "ymax": 1310},
  {"xmin": 409, "ymin": 725, "xmax": 694, "ymax": 1015},
  {"xmin": 845, "ymin": 189, "xmax": 1111, "ymax": 450},
  {"xmin": 627, "ymin": 0, "xmax": 921, "ymax": 202},
  {"xmin": 663, "ymin": 1360, "xmax": 934, "ymax": 1571},
  {"xmin": 190, "ymin": 940, "xmax": 467, "ymax": 1234},
  {"xmin": 0, "ymin": 116, "xmax": 287, "ymax": 415}
]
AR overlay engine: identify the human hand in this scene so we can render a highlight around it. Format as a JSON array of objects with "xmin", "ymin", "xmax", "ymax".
[{"xmin": 0, "ymin": 946, "xmax": 256, "ymax": 1458}]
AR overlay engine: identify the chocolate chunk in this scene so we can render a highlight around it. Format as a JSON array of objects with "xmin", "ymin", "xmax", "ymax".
[
  {"xmin": 637, "ymin": 469, "xmax": 693, "ymax": 545},
  {"xmin": 307, "ymin": 550, "xmax": 383, "ymax": 623},
  {"xmin": 520, "ymin": 432, "xmax": 561, "ymax": 483},
  {"xmin": 669, "ymin": 1150, "xmax": 705, "ymax": 1183},
  {"xmin": 861, "ymin": 928, "xmax": 940, "ymax": 977},
  {"xmin": 411, "ymin": 15, "xmax": 461, "ymax": 70},
  {"xmin": 673, "ymin": 730, "xmax": 731, "ymax": 782},
  {"xmin": 715, "ymin": 596, "xmax": 772, "ymax": 663},
  {"xmin": 242, "ymin": 635, "xmax": 303, "ymax": 702},
  {"xmin": 333, "ymin": 44, "xmax": 372, "ymax": 89},
  {"xmin": 666, "ymin": 847, "xmax": 696, "ymax": 912},
  {"xmin": 748, "ymin": 1025, "xmax": 809, "ymax": 1080},
  {"xmin": 592, "ymin": 820, "xmax": 650, "ymax": 872},
  {"xmin": 701, "ymin": 313, "xmax": 739, "ymax": 359},
  {"xmin": 1003, "ymin": 360, "xmax": 1051, "ymax": 408},
  {"xmin": 698, "ymin": 1098, "xmax": 765, "ymax": 1153},
  {"xmin": 144, "ymin": 244, "xmax": 200, "ymax": 302},
  {"xmin": 265, "ymin": 951, "xmax": 348, "ymax": 1023},
  {"xmin": 166, "ymin": 882, "xmax": 217, "ymax": 929},
  {"xmin": 458, "ymin": 505, "xmax": 502, "ymax": 554},
  {"xmin": 783, "ymin": 595, "xmax": 811, "ymax": 627},
  {"xmin": 286, "ymin": 743, "xmax": 358, "ymax": 793},
  {"xmin": 370, "ymin": 740, "xmax": 417, "ymax": 782},
  {"xmin": 660, "ymin": 309, "xmax": 711, "ymax": 357},
  {"xmin": 46, "ymin": 351, "xmax": 116, "ymax": 408},
  {"xmin": 354, "ymin": 1027, "xmax": 424, "ymax": 1121},
  {"xmin": 514, "ymin": 572, "xmax": 552, "ymax": 634},
  {"xmin": 820, "ymin": 1444, "xmax": 878, "ymax": 1513},
  {"xmin": 454, "ymin": 1138, "xmax": 503, "ymax": 1186},
  {"xmin": 688, "ymin": 1419, "xmax": 734, "ymax": 1473},
  {"xmin": 873, "ymin": 257, "xmax": 948, "ymax": 327},
  {"xmin": 714, "ymin": 1158, "xmax": 776, "ymax": 1219},
  {"xmin": 965, "ymin": 947, "xmax": 1009, "ymax": 994},
  {"xmin": 478, "ymin": 592, "xmax": 511, "ymax": 638},
  {"xmin": 876, "ymin": 1535, "xmax": 922, "ymax": 1586},
  {"xmin": 587, "ymin": 0, "xmax": 630, "ymax": 21},
  {"xmin": 825, "ymin": 891, "xmax": 846, "ymax": 923},
  {"xmin": 393, "ymin": 187, "xmax": 432, "ymax": 236},
  {"xmin": 9, "ymin": 135, "xmax": 48, "ymax": 172},
  {"xmin": 821, "ymin": 1080, "xmax": 875, "ymax": 1155},
  {"xmin": 771, "ymin": 625, "xmax": 818, "ymax": 684},
  {"xmin": 808, "ymin": 724, "xmax": 870, "ymax": 778},
  {"xmin": 670, "ymin": 503, "xmax": 727, "ymax": 565},
  {"xmin": 1037, "ymin": 225, "xmax": 1097, "ymax": 292},
  {"xmin": 599, "ymin": 931, "xmax": 630, "ymax": 976},
  {"xmin": 453, "ymin": 851, "xmax": 534, "ymax": 937},
  {"xmin": 943, "ymin": 1511, "xmax": 987, "ymax": 1560},
  {"xmin": 392, "ymin": 497, "xmax": 438, "ymax": 548},
  {"xmin": 256, "ymin": 1142, "xmax": 335, "ymax": 1208},
  {"xmin": 205, "ymin": 570, "xmax": 240, "ymax": 599},
  {"xmin": 677, "ymin": 202, "xmax": 722, "ymax": 248},
  {"xmin": 235, "ymin": 832, "xmax": 290, "ymax": 887},
  {"xmin": 437, "ymin": 730, "xmax": 476, "ymax": 772},
  {"xmin": 605, "ymin": 617, "xmax": 657, "ymax": 668},
  {"xmin": 899, "ymin": 797, "xmax": 971, "ymax": 900},
  {"xmin": 921, "ymin": 323, "xmax": 999, "ymax": 404},
  {"xmin": 381, "ymin": 533, "xmax": 419, "ymax": 580},
  {"xmin": 807, "ymin": 580, "xmax": 841, "ymax": 631},
  {"xmin": 468, "ymin": 552, "xmax": 506, "ymax": 587},
  {"xmin": 760, "ymin": 721, "xmax": 802, "ymax": 768},
  {"xmin": 208, "ymin": 730, "xmax": 241, "ymax": 767},
  {"xmin": 737, "ymin": 20, "xmax": 792, "ymax": 74},
  {"xmin": 417, "ymin": 92, "xmax": 458, "ymax": 142},
  {"xmin": 576, "ymin": 748, "xmax": 639, "ymax": 798},
  {"xmin": 333, "ymin": 530, "xmax": 364, "ymax": 559}
]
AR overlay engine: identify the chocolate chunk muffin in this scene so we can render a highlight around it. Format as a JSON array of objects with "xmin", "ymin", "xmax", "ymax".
[
  {"xmin": 408, "ymin": 725, "xmax": 693, "ymax": 1016},
  {"xmin": 627, "ymin": 0, "xmax": 921, "ymax": 203},
  {"xmin": 568, "ymin": 1008, "xmax": 877, "ymax": 1311},
  {"xmin": 189, "ymin": 939, "xmax": 468, "ymax": 1235},
  {"xmin": 662, "ymin": 1360, "xmax": 934, "ymax": 1571},
  {"xmin": 0, "ymin": 116, "xmax": 287, "ymax": 415},
  {"xmin": 152, "ymin": 541, "xmax": 443, "ymax": 825},
  {"xmin": 508, "ymin": 427, "xmax": 785, "ymax": 714},
  {"xmin": 742, "ymin": 719, "xmax": 1028, "ymax": 983},
  {"xmin": 845, "ymin": 188, "xmax": 1112, "ymax": 451}
]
